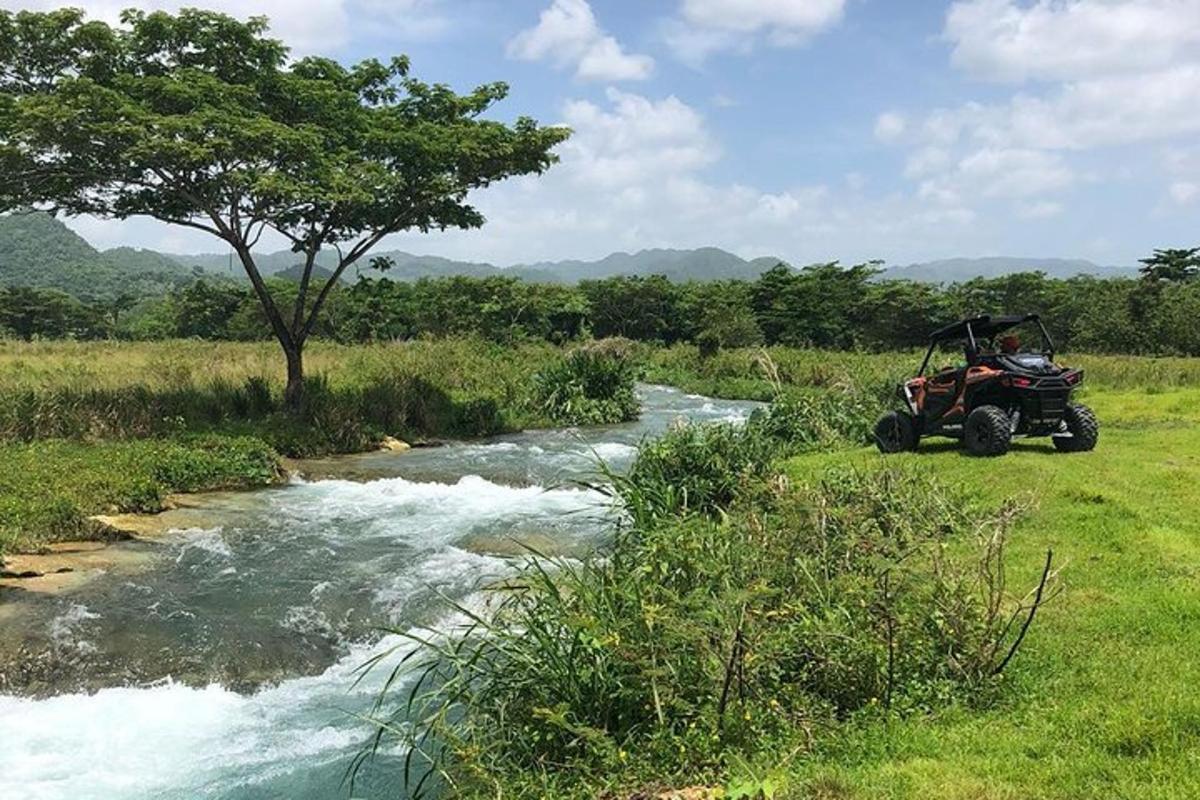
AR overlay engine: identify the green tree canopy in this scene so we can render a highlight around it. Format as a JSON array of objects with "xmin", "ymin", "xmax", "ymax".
[
  {"xmin": 1138, "ymin": 248, "xmax": 1200, "ymax": 283},
  {"xmin": 0, "ymin": 7, "xmax": 569, "ymax": 405}
]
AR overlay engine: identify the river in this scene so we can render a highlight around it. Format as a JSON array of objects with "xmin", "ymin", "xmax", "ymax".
[{"xmin": 0, "ymin": 385, "xmax": 760, "ymax": 800}]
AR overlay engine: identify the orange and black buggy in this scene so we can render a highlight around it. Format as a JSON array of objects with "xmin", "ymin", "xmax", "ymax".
[{"xmin": 874, "ymin": 314, "xmax": 1098, "ymax": 456}]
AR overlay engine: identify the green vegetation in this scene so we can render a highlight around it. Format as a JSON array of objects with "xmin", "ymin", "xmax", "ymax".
[
  {"xmin": 10, "ymin": 259, "xmax": 1200, "ymax": 356},
  {"xmin": 0, "ymin": 339, "xmax": 567, "ymax": 449},
  {"xmin": 0, "ymin": 435, "xmax": 280, "ymax": 554},
  {"xmin": 775, "ymin": 389, "xmax": 1200, "ymax": 800},
  {"xmin": 0, "ymin": 211, "xmax": 194, "ymax": 303},
  {"xmin": 2, "ymin": 213, "xmax": 1198, "ymax": 360},
  {"xmin": 364, "ymin": 408, "xmax": 1058, "ymax": 798},
  {"xmin": 532, "ymin": 341, "xmax": 641, "ymax": 426}
]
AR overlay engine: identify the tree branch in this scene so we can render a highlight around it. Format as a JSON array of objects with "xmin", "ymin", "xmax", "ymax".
[
  {"xmin": 993, "ymin": 549, "xmax": 1055, "ymax": 676},
  {"xmin": 298, "ymin": 223, "xmax": 400, "ymax": 343}
]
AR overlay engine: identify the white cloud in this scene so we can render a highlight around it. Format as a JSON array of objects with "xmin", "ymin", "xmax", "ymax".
[
  {"xmin": 58, "ymin": 83, "xmax": 993, "ymax": 267},
  {"xmin": 0, "ymin": 0, "xmax": 448, "ymax": 54},
  {"xmin": 666, "ymin": 0, "xmax": 846, "ymax": 64},
  {"xmin": 884, "ymin": 0, "xmax": 1200, "ymax": 228},
  {"xmin": 367, "ymin": 89, "xmax": 985, "ymax": 267},
  {"xmin": 1018, "ymin": 200, "xmax": 1064, "ymax": 219},
  {"xmin": 1161, "ymin": 146, "xmax": 1200, "ymax": 205},
  {"xmin": 874, "ymin": 111, "xmax": 907, "ymax": 143},
  {"xmin": 945, "ymin": 0, "xmax": 1200, "ymax": 83},
  {"xmin": 1168, "ymin": 181, "xmax": 1198, "ymax": 204},
  {"xmin": 920, "ymin": 148, "xmax": 1074, "ymax": 205},
  {"xmin": 508, "ymin": 0, "xmax": 653, "ymax": 82},
  {"xmin": 680, "ymin": 0, "xmax": 846, "ymax": 34}
]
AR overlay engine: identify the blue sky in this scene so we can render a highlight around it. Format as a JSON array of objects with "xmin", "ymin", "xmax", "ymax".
[{"xmin": 7, "ymin": 0, "xmax": 1200, "ymax": 267}]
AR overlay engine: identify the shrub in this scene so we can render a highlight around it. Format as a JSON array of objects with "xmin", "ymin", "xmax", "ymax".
[
  {"xmin": 616, "ymin": 421, "xmax": 777, "ymax": 523},
  {"xmin": 748, "ymin": 384, "xmax": 884, "ymax": 451},
  {"xmin": 532, "ymin": 340, "xmax": 640, "ymax": 426},
  {"xmin": 362, "ymin": 467, "xmax": 1051, "ymax": 797}
]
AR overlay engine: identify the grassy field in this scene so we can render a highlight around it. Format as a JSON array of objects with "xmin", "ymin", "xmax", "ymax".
[
  {"xmin": 775, "ymin": 387, "xmax": 1200, "ymax": 799},
  {"xmin": 644, "ymin": 344, "xmax": 1200, "ymax": 400}
]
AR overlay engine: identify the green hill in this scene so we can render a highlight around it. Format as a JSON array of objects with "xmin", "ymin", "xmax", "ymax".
[{"xmin": 0, "ymin": 212, "xmax": 199, "ymax": 301}]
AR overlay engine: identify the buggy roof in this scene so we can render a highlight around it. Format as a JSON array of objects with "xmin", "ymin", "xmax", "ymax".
[{"xmin": 929, "ymin": 314, "xmax": 1039, "ymax": 342}]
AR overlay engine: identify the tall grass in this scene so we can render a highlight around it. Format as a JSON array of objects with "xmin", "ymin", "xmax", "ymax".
[
  {"xmin": 0, "ymin": 338, "xmax": 565, "ymax": 455},
  {"xmin": 644, "ymin": 344, "xmax": 1200, "ymax": 400},
  {"xmin": 362, "ymin": 465, "xmax": 1051, "ymax": 798},
  {"xmin": 0, "ymin": 436, "xmax": 282, "ymax": 553}
]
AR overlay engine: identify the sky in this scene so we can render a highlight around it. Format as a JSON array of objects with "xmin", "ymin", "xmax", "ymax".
[{"xmin": 4, "ymin": 0, "xmax": 1200, "ymax": 268}]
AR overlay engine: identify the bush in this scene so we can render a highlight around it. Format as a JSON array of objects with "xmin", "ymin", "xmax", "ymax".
[
  {"xmin": 0, "ymin": 339, "xmax": 571, "ymax": 456},
  {"xmin": 532, "ymin": 340, "xmax": 640, "ymax": 426},
  {"xmin": 748, "ymin": 384, "xmax": 885, "ymax": 451},
  {"xmin": 363, "ymin": 467, "xmax": 1049, "ymax": 797},
  {"xmin": 617, "ymin": 421, "xmax": 777, "ymax": 523}
]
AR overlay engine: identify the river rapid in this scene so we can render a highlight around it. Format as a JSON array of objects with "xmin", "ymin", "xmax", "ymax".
[{"xmin": 0, "ymin": 385, "xmax": 760, "ymax": 800}]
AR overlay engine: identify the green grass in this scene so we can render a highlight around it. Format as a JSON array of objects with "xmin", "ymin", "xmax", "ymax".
[
  {"xmin": 0, "ymin": 338, "xmax": 571, "ymax": 453},
  {"xmin": 0, "ymin": 435, "xmax": 283, "ymax": 554},
  {"xmin": 776, "ymin": 388, "xmax": 1200, "ymax": 799}
]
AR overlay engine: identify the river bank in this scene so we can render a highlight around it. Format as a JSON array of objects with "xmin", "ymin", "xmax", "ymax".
[{"xmin": 0, "ymin": 338, "xmax": 649, "ymax": 557}]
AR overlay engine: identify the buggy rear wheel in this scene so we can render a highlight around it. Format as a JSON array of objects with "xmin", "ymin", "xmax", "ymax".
[
  {"xmin": 964, "ymin": 405, "xmax": 1011, "ymax": 457},
  {"xmin": 1053, "ymin": 403, "xmax": 1099, "ymax": 452},
  {"xmin": 874, "ymin": 411, "xmax": 918, "ymax": 453}
]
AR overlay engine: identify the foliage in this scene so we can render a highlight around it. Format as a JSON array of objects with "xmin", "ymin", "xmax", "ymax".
[
  {"xmin": 532, "ymin": 340, "xmax": 640, "ymax": 426},
  {"xmin": 1138, "ymin": 247, "xmax": 1200, "ymax": 283},
  {"xmin": 5, "ymin": 224, "xmax": 1200, "ymax": 357},
  {"xmin": 750, "ymin": 385, "xmax": 885, "ymax": 452},
  {"xmin": 0, "ymin": 286, "xmax": 108, "ymax": 340},
  {"xmin": 616, "ymin": 421, "xmax": 778, "ymax": 523},
  {"xmin": 0, "ymin": 338, "xmax": 565, "ymax": 455},
  {"xmin": 0, "ymin": 211, "xmax": 193, "ymax": 301},
  {"xmin": 581, "ymin": 275, "xmax": 684, "ymax": 342}
]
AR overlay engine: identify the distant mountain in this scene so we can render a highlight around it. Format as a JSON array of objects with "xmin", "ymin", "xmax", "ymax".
[
  {"xmin": 3, "ymin": 211, "xmax": 1144, "ymax": 301},
  {"xmin": 170, "ymin": 245, "xmax": 789, "ymax": 284},
  {"xmin": 514, "ymin": 247, "xmax": 777, "ymax": 283},
  {"xmin": 0, "ymin": 212, "xmax": 201, "ymax": 300},
  {"xmin": 880, "ymin": 257, "xmax": 1137, "ymax": 283},
  {"xmin": 274, "ymin": 262, "xmax": 339, "ymax": 283}
]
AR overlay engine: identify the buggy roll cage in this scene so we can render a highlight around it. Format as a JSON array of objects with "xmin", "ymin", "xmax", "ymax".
[{"xmin": 917, "ymin": 314, "xmax": 1056, "ymax": 377}]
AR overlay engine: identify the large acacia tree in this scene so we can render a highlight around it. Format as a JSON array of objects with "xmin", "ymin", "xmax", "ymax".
[{"xmin": 0, "ymin": 8, "xmax": 569, "ymax": 407}]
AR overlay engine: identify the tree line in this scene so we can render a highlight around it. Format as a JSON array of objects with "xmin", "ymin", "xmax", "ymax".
[{"xmin": 4, "ymin": 249, "xmax": 1198, "ymax": 355}]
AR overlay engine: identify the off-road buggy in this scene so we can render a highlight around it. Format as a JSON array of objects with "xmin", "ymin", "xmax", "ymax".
[{"xmin": 874, "ymin": 314, "xmax": 1098, "ymax": 456}]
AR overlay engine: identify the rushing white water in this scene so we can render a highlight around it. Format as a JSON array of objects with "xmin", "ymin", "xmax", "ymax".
[{"xmin": 0, "ymin": 386, "xmax": 761, "ymax": 799}]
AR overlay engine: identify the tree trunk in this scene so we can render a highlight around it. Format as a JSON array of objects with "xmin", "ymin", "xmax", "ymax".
[{"xmin": 284, "ymin": 342, "xmax": 305, "ymax": 412}]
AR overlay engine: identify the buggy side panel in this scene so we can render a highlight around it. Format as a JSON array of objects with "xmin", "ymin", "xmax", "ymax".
[{"xmin": 914, "ymin": 366, "xmax": 1002, "ymax": 432}]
